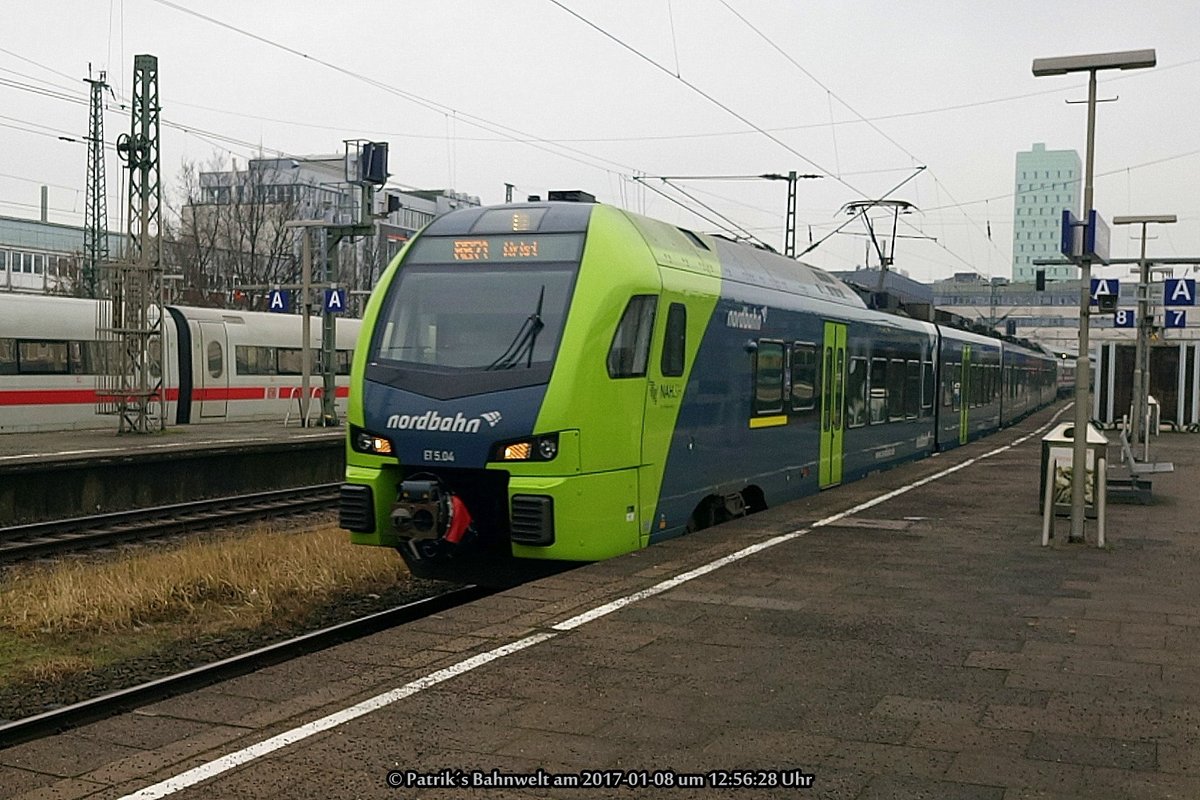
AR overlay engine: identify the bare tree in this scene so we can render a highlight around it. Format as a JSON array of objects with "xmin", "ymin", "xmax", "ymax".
[{"xmin": 165, "ymin": 152, "xmax": 303, "ymax": 309}]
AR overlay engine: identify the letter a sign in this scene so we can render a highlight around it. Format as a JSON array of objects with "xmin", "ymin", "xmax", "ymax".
[
  {"xmin": 267, "ymin": 289, "xmax": 290, "ymax": 313},
  {"xmin": 324, "ymin": 289, "xmax": 347, "ymax": 314},
  {"xmin": 1089, "ymin": 278, "xmax": 1119, "ymax": 306},
  {"xmin": 1164, "ymin": 278, "xmax": 1196, "ymax": 307}
]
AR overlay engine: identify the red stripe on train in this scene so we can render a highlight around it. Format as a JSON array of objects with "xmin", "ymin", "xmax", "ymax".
[{"xmin": 0, "ymin": 386, "xmax": 349, "ymax": 406}]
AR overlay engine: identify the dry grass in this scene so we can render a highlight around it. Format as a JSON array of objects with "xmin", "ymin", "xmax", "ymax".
[{"xmin": 0, "ymin": 523, "xmax": 409, "ymax": 636}]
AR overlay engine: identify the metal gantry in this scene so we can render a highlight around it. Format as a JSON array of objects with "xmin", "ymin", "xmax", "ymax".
[
  {"xmin": 97, "ymin": 54, "xmax": 164, "ymax": 434},
  {"xmin": 83, "ymin": 67, "xmax": 109, "ymax": 300}
]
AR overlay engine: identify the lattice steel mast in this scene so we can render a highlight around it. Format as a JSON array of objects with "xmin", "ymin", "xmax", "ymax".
[
  {"xmin": 98, "ymin": 54, "xmax": 164, "ymax": 433},
  {"xmin": 83, "ymin": 67, "xmax": 108, "ymax": 299}
]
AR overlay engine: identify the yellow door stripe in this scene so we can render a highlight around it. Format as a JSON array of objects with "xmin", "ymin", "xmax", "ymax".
[{"xmin": 749, "ymin": 414, "xmax": 788, "ymax": 429}]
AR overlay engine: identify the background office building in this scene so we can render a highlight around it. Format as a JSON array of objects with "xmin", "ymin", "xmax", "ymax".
[{"xmin": 1012, "ymin": 143, "xmax": 1081, "ymax": 283}]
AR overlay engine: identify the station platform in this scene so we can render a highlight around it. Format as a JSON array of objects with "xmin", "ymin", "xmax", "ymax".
[
  {"xmin": 5, "ymin": 402, "xmax": 1200, "ymax": 799},
  {"xmin": 0, "ymin": 420, "xmax": 341, "ymax": 470},
  {"xmin": 0, "ymin": 421, "xmax": 343, "ymax": 524}
]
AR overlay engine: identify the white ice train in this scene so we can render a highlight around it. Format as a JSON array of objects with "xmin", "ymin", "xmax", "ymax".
[{"xmin": 0, "ymin": 293, "xmax": 360, "ymax": 433}]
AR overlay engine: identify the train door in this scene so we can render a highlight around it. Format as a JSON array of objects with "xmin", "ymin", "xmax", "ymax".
[
  {"xmin": 640, "ymin": 280, "xmax": 693, "ymax": 542},
  {"xmin": 197, "ymin": 321, "xmax": 228, "ymax": 418},
  {"xmin": 959, "ymin": 345, "xmax": 971, "ymax": 445},
  {"xmin": 819, "ymin": 321, "xmax": 847, "ymax": 488}
]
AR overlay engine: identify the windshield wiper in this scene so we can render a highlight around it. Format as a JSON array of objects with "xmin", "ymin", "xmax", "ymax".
[{"xmin": 486, "ymin": 286, "xmax": 546, "ymax": 370}]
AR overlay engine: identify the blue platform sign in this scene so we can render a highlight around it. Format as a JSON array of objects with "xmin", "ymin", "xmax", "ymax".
[
  {"xmin": 1166, "ymin": 309, "xmax": 1187, "ymax": 329},
  {"xmin": 1164, "ymin": 278, "xmax": 1196, "ymax": 307},
  {"xmin": 1084, "ymin": 210, "xmax": 1110, "ymax": 265},
  {"xmin": 324, "ymin": 288, "xmax": 347, "ymax": 314},
  {"xmin": 267, "ymin": 289, "xmax": 290, "ymax": 313},
  {"xmin": 1114, "ymin": 309, "xmax": 1135, "ymax": 328},
  {"xmin": 1060, "ymin": 210, "xmax": 1083, "ymax": 259},
  {"xmin": 1089, "ymin": 278, "xmax": 1119, "ymax": 306}
]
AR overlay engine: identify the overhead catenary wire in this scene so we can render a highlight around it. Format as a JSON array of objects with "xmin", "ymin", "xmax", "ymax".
[{"xmin": 713, "ymin": 0, "xmax": 996, "ymax": 279}]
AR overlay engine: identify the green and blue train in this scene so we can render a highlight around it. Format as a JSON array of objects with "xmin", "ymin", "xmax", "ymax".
[{"xmin": 340, "ymin": 201, "xmax": 1057, "ymax": 582}]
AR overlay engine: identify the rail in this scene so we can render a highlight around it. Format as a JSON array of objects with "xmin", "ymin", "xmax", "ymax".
[
  {"xmin": 0, "ymin": 484, "xmax": 341, "ymax": 562},
  {"xmin": 0, "ymin": 585, "xmax": 493, "ymax": 749}
]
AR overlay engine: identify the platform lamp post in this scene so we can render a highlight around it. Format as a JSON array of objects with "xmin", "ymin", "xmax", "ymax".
[
  {"xmin": 1113, "ymin": 214, "xmax": 1175, "ymax": 449},
  {"xmin": 1032, "ymin": 48, "xmax": 1156, "ymax": 543}
]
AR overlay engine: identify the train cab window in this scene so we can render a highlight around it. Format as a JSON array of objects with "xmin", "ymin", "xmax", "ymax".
[
  {"xmin": 0, "ymin": 339, "xmax": 15, "ymax": 375},
  {"xmin": 846, "ymin": 356, "xmax": 867, "ymax": 428},
  {"xmin": 661, "ymin": 303, "xmax": 687, "ymax": 378},
  {"xmin": 608, "ymin": 295, "xmax": 657, "ymax": 378},
  {"xmin": 869, "ymin": 357, "xmax": 888, "ymax": 424},
  {"xmin": 905, "ymin": 360, "xmax": 920, "ymax": 420},
  {"xmin": 148, "ymin": 339, "xmax": 161, "ymax": 380},
  {"xmin": 888, "ymin": 359, "xmax": 906, "ymax": 421},
  {"xmin": 207, "ymin": 341, "xmax": 224, "ymax": 379},
  {"xmin": 921, "ymin": 361, "xmax": 934, "ymax": 416},
  {"xmin": 753, "ymin": 340, "xmax": 785, "ymax": 415},
  {"xmin": 789, "ymin": 342, "xmax": 817, "ymax": 412}
]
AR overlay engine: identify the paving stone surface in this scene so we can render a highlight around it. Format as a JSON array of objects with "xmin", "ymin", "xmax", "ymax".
[{"xmin": 6, "ymin": 403, "xmax": 1200, "ymax": 799}]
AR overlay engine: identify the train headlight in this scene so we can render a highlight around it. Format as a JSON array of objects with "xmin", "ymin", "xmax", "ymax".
[
  {"xmin": 350, "ymin": 426, "xmax": 394, "ymax": 456},
  {"xmin": 492, "ymin": 433, "xmax": 559, "ymax": 462},
  {"xmin": 502, "ymin": 442, "xmax": 532, "ymax": 460}
]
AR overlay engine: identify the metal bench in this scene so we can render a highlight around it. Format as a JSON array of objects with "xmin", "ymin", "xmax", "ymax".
[{"xmin": 1107, "ymin": 429, "xmax": 1172, "ymax": 504}]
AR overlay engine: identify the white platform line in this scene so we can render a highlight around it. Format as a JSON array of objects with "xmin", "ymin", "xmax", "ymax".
[
  {"xmin": 551, "ymin": 531, "xmax": 805, "ymax": 631},
  {"xmin": 118, "ymin": 633, "xmax": 556, "ymax": 800}
]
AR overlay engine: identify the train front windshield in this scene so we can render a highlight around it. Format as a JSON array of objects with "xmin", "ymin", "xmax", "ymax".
[{"xmin": 370, "ymin": 233, "xmax": 582, "ymax": 373}]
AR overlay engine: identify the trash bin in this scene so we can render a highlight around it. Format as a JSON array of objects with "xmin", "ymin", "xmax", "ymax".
[{"xmin": 1040, "ymin": 422, "xmax": 1108, "ymax": 518}]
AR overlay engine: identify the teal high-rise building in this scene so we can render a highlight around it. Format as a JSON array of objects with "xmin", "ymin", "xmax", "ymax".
[{"xmin": 1012, "ymin": 143, "xmax": 1081, "ymax": 282}]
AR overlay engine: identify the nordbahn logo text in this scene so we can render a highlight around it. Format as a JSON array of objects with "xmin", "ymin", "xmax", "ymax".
[
  {"xmin": 726, "ymin": 305, "xmax": 768, "ymax": 330},
  {"xmin": 386, "ymin": 410, "xmax": 502, "ymax": 433}
]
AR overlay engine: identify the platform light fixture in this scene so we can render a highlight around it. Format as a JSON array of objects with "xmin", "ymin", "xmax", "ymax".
[{"xmin": 1031, "ymin": 48, "xmax": 1156, "ymax": 543}]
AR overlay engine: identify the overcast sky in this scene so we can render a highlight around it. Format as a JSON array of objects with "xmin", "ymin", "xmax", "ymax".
[{"xmin": 4, "ymin": 0, "xmax": 1198, "ymax": 284}]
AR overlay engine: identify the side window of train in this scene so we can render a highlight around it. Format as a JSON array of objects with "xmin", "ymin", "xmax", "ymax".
[
  {"xmin": 207, "ymin": 341, "xmax": 223, "ymax": 379},
  {"xmin": 661, "ymin": 303, "xmax": 687, "ymax": 378},
  {"xmin": 921, "ymin": 360, "xmax": 934, "ymax": 417},
  {"xmin": 888, "ymin": 359, "xmax": 906, "ymax": 421},
  {"xmin": 951, "ymin": 362, "xmax": 961, "ymax": 411},
  {"xmin": 607, "ymin": 295, "xmax": 657, "ymax": 378},
  {"xmin": 868, "ymin": 357, "xmax": 888, "ymax": 424},
  {"xmin": 17, "ymin": 340, "xmax": 70, "ymax": 374},
  {"xmin": 846, "ymin": 356, "xmax": 867, "ymax": 428},
  {"xmin": 905, "ymin": 360, "xmax": 920, "ymax": 420},
  {"xmin": 789, "ymin": 342, "xmax": 817, "ymax": 413},
  {"xmin": 0, "ymin": 339, "xmax": 16, "ymax": 375},
  {"xmin": 753, "ymin": 340, "xmax": 785, "ymax": 416}
]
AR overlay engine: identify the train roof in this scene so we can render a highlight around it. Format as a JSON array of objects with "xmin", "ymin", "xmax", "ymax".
[{"xmin": 424, "ymin": 201, "xmax": 869, "ymax": 311}]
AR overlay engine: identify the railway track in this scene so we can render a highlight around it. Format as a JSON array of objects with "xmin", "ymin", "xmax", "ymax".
[
  {"xmin": 0, "ymin": 483, "xmax": 341, "ymax": 562},
  {"xmin": 0, "ymin": 584, "xmax": 493, "ymax": 749}
]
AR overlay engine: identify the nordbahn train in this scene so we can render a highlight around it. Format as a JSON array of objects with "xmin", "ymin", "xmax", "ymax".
[
  {"xmin": 340, "ymin": 201, "xmax": 1058, "ymax": 582},
  {"xmin": 0, "ymin": 293, "xmax": 359, "ymax": 433}
]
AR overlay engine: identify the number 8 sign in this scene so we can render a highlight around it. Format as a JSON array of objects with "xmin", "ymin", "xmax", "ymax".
[{"xmin": 1114, "ymin": 309, "xmax": 1135, "ymax": 328}]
